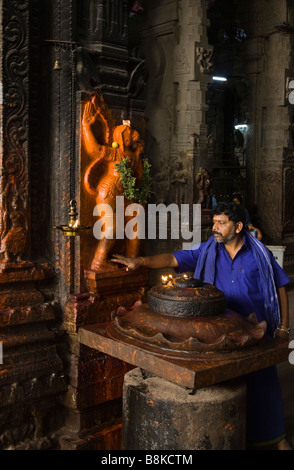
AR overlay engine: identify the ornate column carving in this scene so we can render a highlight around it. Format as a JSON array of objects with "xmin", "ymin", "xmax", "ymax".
[
  {"xmin": 0, "ymin": 0, "xmax": 31, "ymax": 265},
  {"xmin": 0, "ymin": 0, "xmax": 66, "ymax": 450}
]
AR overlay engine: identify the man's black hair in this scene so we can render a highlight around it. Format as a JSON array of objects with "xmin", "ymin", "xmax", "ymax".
[{"xmin": 212, "ymin": 202, "xmax": 246, "ymax": 231}]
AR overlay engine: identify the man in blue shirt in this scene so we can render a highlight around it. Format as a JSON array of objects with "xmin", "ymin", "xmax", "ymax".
[{"xmin": 112, "ymin": 202, "xmax": 292, "ymax": 449}]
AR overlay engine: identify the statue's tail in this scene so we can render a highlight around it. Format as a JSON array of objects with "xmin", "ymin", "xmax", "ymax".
[{"xmin": 84, "ymin": 160, "xmax": 100, "ymax": 197}]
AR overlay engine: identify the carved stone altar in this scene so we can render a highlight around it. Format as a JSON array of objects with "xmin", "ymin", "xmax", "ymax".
[{"xmin": 78, "ymin": 273, "xmax": 288, "ymax": 390}]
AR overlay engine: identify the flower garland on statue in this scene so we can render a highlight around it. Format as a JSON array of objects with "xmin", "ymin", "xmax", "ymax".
[{"xmin": 115, "ymin": 156, "xmax": 152, "ymax": 204}]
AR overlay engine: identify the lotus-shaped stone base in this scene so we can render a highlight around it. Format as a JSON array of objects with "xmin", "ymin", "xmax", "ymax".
[{"xmin": 110, "ymin": 302, "xmax": 267, "ymax": 355}]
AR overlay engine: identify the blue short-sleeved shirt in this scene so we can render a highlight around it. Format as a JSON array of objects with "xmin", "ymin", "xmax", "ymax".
[{"xmin": 173, "ymin": 237, "xmax": 290, "ymax": 323}]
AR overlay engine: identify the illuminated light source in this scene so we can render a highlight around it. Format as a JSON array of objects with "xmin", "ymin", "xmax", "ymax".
[
  {"xmin": 234, "ymin": 124, "xmax": 248, "ymax": 130},
  {"xmin": 212, "ymin": 76, "xmax": 227, "ymax": 82},
  {"xmin": 53, "ymin": 59, "xmax": 62, "ymax": 71},
  {"xmin": 161, "ymin": 275, "xmax": 168, "ymax": 285},
  {"xmin": 70, "ymin": 219, "xmax": 79, "ymax": 229}
]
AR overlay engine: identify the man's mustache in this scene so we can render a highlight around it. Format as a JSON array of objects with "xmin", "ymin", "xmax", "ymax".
[{"xmin": 212, "ymin": 231, "xmax": 222, "ymax": 236}]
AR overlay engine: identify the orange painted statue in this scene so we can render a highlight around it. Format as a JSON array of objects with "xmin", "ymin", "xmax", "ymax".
[{"xmin": 82, "ymin": 94, "xmax": 144, "ymax": 270}]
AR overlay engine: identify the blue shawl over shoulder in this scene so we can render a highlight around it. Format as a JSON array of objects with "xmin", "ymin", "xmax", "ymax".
[{"xmin": 194, "ymin": 232, "xmax": 280, "ymax": 335}]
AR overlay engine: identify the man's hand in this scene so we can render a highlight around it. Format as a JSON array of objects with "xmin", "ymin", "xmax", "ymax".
[
  {"xmin": 111, "ymin": 254, "xmax": 143, "ymax": 271},
  {"xmin": 274, "ymin": 327, "xmax": 290, "ymax": 341}
]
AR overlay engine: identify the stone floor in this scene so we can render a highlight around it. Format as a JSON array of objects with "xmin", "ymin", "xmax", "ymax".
[{"xmin": 277, "ymin": 287, "xmax": 294, "ymax": 447}]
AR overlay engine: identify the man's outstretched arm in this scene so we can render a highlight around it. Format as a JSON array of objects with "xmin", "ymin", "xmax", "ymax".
[{"xmin": 111, "ymin": 253, "xmax": 178, "ymax": 271}]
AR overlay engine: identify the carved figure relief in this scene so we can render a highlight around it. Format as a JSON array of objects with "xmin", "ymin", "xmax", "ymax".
[
  {"xmin": 0, "ymin": 189, "xmax": 28, "ymax": 266},
  {"xmin": 170, "ymin": 161, "xmax": 188, "ymax": 205},
  {"xmin": 196, "ymin": 46, "xmax": 213, "ymax": 74},
  {"xmin": 196, "ymin": 167, "xmax": 213, "ymax": 209},
  {"xmin": 82, "ymin": 94, "xmax": 145, "ymax": 270},
  {"xmin": 0, "ymin": 1, "xmax": 30, "ymax": 267},
  {"xmin": 175, "ymin": 46, "xmax": 191, "ymax": 75}
]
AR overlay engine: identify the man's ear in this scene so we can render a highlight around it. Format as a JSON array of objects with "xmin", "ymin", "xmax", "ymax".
[{"xmin": 235, "ymin": 221, "xmax": 243, "ymax": 234}]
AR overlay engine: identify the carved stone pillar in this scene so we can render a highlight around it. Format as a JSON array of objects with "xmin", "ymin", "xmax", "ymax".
[
  {"xmin": 237, "ymin": 0, "xmax": 294, "ymax": 259},
  {"xmin": 142, "ymin": 0, "xmax": 213, "ymax": 257},
  {"xmin": 0, "ymin": 0, "xmax": 66, "ymax": 450}
]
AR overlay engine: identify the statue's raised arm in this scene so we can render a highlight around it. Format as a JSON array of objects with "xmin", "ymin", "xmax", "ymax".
[
  {"xmin": 81, "ymin": 93, "xmax": 148, "ymax": 270},
  {"xmin": 82, "ymin": 94, "xmax": 112, "ymax": 160}
]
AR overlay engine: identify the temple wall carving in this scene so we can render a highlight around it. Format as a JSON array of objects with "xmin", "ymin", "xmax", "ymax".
[{"xmin": 0, "ymin": 0, "xmax": 66, "ymax": 450}]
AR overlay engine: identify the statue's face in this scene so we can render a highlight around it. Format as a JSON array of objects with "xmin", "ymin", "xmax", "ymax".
[{"xmin": 113, "ymin": 125, "xmax": 141, "ymax": 149}]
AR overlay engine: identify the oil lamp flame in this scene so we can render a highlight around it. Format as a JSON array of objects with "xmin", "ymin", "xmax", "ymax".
[
  {"xmin": 70, "ymin": 219, "xmax": 79, "ymax": 229},
  {"xmin": 161, "ymin": 275, "xmax": 168, "ymax": 285}
]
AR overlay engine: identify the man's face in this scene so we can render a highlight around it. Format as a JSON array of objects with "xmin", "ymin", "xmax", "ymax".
[
  {"xmin": 212, "ymin": 213, "xmax": 241, "ymax": 244},
  {"xmin": 232, "ymin": 197, "xmax": 241, "ymax": 205}
]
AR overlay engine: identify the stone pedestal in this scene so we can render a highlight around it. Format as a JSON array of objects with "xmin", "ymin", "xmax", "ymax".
[
  {"xmin": 0, "ymin": 263, "xmax": 66, "ymax": 449},
  {"xmin": 122, "ymin": 368, "xmax": 247, "ymax": 451},
  {"xmin": 58, "ymin": 268, "xmax": 149, "ymax": 450}
]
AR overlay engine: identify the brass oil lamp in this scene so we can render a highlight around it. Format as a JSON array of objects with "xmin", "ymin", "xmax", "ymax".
[{"xmin": 54, "ymin": 200, "xmax": 91, "ymax": 237}]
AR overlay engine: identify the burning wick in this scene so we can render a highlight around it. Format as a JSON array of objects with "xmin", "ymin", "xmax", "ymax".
[
  {"xmin": 161, "ymin": 275, "xmax": 168, "ymax": 285},
  {"xmin": 69, "ymin": 219, "xmax": 79, "ymax": 229}
]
